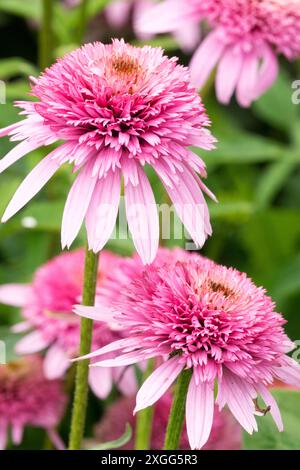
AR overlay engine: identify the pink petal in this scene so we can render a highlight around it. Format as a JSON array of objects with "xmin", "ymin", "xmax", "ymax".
[
  {"xmin": 74, "ymin": 304, "xmax": 117, "ymax": 322},
  {"xmin": 1, "ymin": 152, "xmax": 62, "ymax": 222},
  {"xmin": 0, "ymin": 422, "xmax": 7, "ymax": 450},
  {"xmin": 0, "ymin": 139, "xmax": 42, "ymax": 174},
  {"xmin": 86, "ymin": 169, "xmax": 121, "ymax": 253},
  {"xmin": 124, "ymin": 163, "xmax": 159, "ymax": 265},
  {"xmin": 257, "ymin": 384, "xmax": 283, "ymax": 432},
  {"xmin": 74, "ymin": 337, "xmax": 140, "ymax": 362},
  {"xmin": 105, "ymin": 0, "xmax": 132, "ymax": 29},
  {"xmin": 11, "ymin": 321, "xmax": 31, "ymax": 333},
  {"xmin": 115, "ymin": 366, "xmax": 137, "ymax": 396},
  {"xmin": 190, "ymin": 29, "xmax": 226, "ymax": 90},
  {"xmin": 61, "ymin": 163, "xmax": 97, "ymax": 249},
  {"xmin": 89, "ymin": 365, "xmax": 113, "ymax": 399},
  {"xmin": 0, "ymin": 122, "xmax": 19, "ymax": 138},
  {"xmin": 274, "ymin": 356, "xmax": 300, "ymax": 387},
  {"xmin": 47, "ymin": 429, "xmax": 65, "ymax": 450},
  {"xmin": 186, "ymin": 375, "xmax": 214, "ymax": 450},
  {"xmin": 236, "ymin": 51, "xmax": 259, "ymax": 107},
  {"xmin": 12, "ymin": 423, "xmax": 24, "ymax": 445},
  {"xmin": 92, "ymin": 349, "xmax": 157, "ymax": 368},
  {"xmin": 0, "ymin": 284, "xmax": 32, "ymax": 307},
  {"xmin": 15, "ymin": 331, "xmax": 50, "ymax": 355},
  {"xmin": 44, "ymin": 343, "xmax": 70, "ymax": 380},
  {"xmin": 216, "ymin": 46, "xmax": 244, "ymax": 104},
  {"xmin": 173, "ymin": 21, "xmax": 201, "ymax": 53},
  {"xmin": 253, "ymin": 43, "xmax": 279, "ymax": 99},
  {"xmin": 134, "ymin": 357, "xmax": 183, "ymax": 413}
]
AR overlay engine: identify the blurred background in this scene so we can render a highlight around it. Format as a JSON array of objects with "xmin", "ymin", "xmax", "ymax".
[{"xmin": 0, "ymin": 0, "xmax": 300, "ymax": 450}]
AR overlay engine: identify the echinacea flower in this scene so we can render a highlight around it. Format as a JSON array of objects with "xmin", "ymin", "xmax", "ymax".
[
  {"xmin": 137, "ymin": 0, "xmax": 300, "ymax": 107},
  {"xmin": 0, "ymin": 39, "xmax": 216, "ymax": 264},
  {"xmin": 76, "ymin": 255, "xmax": 300, "ymax": 449},
  {"xmin": 0, "ymin": 249, "xmax": 137, "ymax": 399},
  {"xmin": 105, "ymin": 0, "xmax": 201, "ymax": 53},
  {"xmin": 93, "ymin": 392, "xmax": 241, "ymax": 450},
  {"xmin": 0, "ymin": 355, "xmax": 66, "ymax": 450}
]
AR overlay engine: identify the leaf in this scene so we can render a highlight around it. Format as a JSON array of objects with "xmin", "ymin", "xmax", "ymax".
[
  {"xmin": 271, "ymin": 254, "xmax": 300, "ymax": 303},
  {"xmin": 253, "ymin": 70, "xmax": 299, "ymax": 132},
  {"xmin": 0, "ymin": 58, "xmax": 38, "ymax": 80},
  {"xmin": 89, "ymin": 423, "xmax": 132, "ymax": 450},
  {"xmin": 0, "ymin": 326, "xmax": 21, "ymax": 363},
  {"xmin": 243, "ymin": 389, "xmax": 300, "ymax": 450},
  {"xmin": 0, "ymin": 0, "xmax": 41, "ymax": 20}
]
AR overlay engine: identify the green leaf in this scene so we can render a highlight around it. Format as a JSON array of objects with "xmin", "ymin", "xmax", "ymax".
[
  {"xmin": 243, "ymin": 389, "xmax": 300, "ymax": 450},
  {"xmin": 0, "ymin": 58, "xmax": 38, "ymax": 80},
  {"xmin": 0, "ymin": 326, "xmax": 21, "ymax": 362},
  {"xmin": 253, "ymin": 70, "xmax": 299, "ymax": 132},
  {"xmin": 0, "ymin": 0, "xmax": 41, "ymax": 20},
  {"xmin": 89, "ymin": 423, "xmax": 132, "ymax": 450},
  {"xmin": 271, "ymin": 254, "xmax": 300, "ymax": 302}
]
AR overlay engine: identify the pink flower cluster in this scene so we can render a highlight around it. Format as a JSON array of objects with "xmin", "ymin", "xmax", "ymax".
[
  {"xmin": 78, "ymin": 250, "xmax": 300, "ymax": 449},
  {"xmin": 137, "ymin": 0, "xmax": 300, "ymax": 106}
]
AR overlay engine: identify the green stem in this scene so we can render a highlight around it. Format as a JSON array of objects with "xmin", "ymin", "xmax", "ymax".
[
  {"xmin": 39, "ymin": 0, "xmax": 54, "ymax": 70},
  {"xmin": 76, "ymin": 0, "xmax": 89, "ymax": 44},
  {"xmin": 68, "ymin": 247, "xmax": 99, "ymax": 450},
  {"xmin": 164, "ymin": 368, "xmax": 192, "ymax": 450},
  {"xmin": 134, "ymin": 359, "xmax": 155, "ymax": 450}
]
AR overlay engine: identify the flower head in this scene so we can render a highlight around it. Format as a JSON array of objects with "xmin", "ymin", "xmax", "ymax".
[
  {"xmin": 0, "ymin": 39, "xmax": 215, "ymax": 264},
  {"xmin": 79, "ymin": 254, "xmax": 300, "ymax": 449},
  {"xmin": 94, "ymin": 392, "xmax": 241, "ymax": 450},
  {"xmin": 0, "ymin": 249, "xmax": 137, "ymax": 399},
  {"xmin": 138, "ymin": 0, "xmax": 300, "ymax": 106},
  {"xmin": 0, "ymin": 355, "xmax": 66, "ymax": 449}
]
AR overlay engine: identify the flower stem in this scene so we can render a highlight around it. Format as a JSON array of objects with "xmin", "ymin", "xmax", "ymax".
[
  {"xmin": 77, "ymin": 0, "xmax": 89, "ymax": 44},
  {"xmin": 163, "ymin": 368, "xmax": 192, "ymax": 450},
  {"xmin": 134, "ymin": 359, "xmax": 155, "ymax": 450},
  {"xmin": 68, "ymin": 246, "xmax": 99, "ymax": 450},
  {"xmin": 39, "ymin": 0, "xmax": 54, "ymax": 70}
]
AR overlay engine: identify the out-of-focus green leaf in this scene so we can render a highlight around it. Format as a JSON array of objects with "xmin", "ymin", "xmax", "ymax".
[
  {"xmin": 5, "ymin": 80, "xmax": 30, "ymax": 100},
  {"xmin": 0, "ymin": 0, "xmax": 41, "ymax": 20},
  {"xmin": 89, "ymin": 423, "xmax": 132, "ymax": 450},
  {"xmin": 209, "ymin": 201, "xmax": 254, "ymax": 220},
  {"xmin": 0, "ymin": 58, "xmax": 38, "ymax": 80},
  {"xmin": 271, "ymin": 254, "xmax": 300, "ymax": 302},
  {"xmin": 17, "ymin": 200, "xmax": 65, "ymax": 233},
  {"xmin": 253, "ymin": 71, "xmax": 299, "ymax": 132},
  {"xmin": 243, "ymin": 389, "xmax": 300, "ymax": 450},
  {"xmin": 0, "ymin": 326, "xmax": 21, "ymax": 362}
]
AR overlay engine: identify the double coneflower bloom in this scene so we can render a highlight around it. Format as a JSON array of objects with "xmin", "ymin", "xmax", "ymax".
[
  {"xmin": 0, "ymin": 39, "xmax": 215, "ymax": 264},
  {"xmin": 137, "ymin": 0, "xmax": 300, "ymax": 106}
]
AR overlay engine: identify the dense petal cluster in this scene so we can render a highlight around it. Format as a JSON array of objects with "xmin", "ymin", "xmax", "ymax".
[
  {"xmin": 94, "ymin": 392, "xmax": 241, "ymax": 450},
  {"xmin": 78, "ymin": 251, "xmax": 300, "ymax": 449},
  {"xmin": 0, "ymin": 355, "xmax": 66, "ymax": 449},
  {"xmin": 0, "ymin": 250, "xmax": 137, "ymax": 399},
  {"xmin": 0, "ymin": 39, "xmax": 215, "ymax": 264},
  {"xmin": 137, "ymin": 0, "xmax": 300, "ymax": 106}
]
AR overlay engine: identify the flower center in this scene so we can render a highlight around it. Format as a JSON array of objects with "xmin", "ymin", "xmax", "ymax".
[{"xmin": 208, "ymin": 280, "xmax": 234, "ymax": 298}]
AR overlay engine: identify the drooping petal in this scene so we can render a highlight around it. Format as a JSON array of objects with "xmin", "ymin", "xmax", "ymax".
[
  {"xmin": 12, "ymin": 423, "xmax": 24, "ymax": 445},
  {"xmin": 0, "ymin": 422, "xmax": 7, "ymax": 450},
  {"xmin": 61, "ymin": 163, "xmax": 97, "ymax": 249},
  {"xmin": 216, "ymin": 46, "xmax": 244, "ymax": 104},
  {"xmin": 89, "ymin": 365, "xmax": 113, "ymax": 399},
  {"xmin": 186, "ymin": 375, "xmax": 214, "ymax": 450},
  {"xmin": 0, "ymin": 139, "xmax": 42, "ymax": 174},
  {"xmin": 134, "ymin": 357, "xmax": 183, "ymax": 413},
  {"xmin": 15, "ymin": 331, "xmax": 50, "ymax": 355},
  {"xmin": 92, "ymin": 349, "xmax": 157, "ymax": 368},
  {"xmin": 274, "ymin": 356, "xmax": 300, "ymax": 387},
  {"xmin": 253, "ymin": 43, "xmax": 279, "ymax": 100},
  {"xmin": 11, "ymin": 321, "xmax": 31, "ymax": 333},
  {"xmin": 86, "ymin": 169, "xmax": 121, "ymax": 253},
  {"xmin": 0, "ymin": 284, "xmax": 32, "ymax": 307},
  {"xmin": 0, "ymin": 122, "xmax": 19, "ymax": 138},
  {"xmin": 236, "ymin": 51, "xmax": 259, "ymax": 107},
  {"xmin": 73, "ymin": 337, "xmax": 140, "ymax": 362},
  {"xmin": 74, "ymin": 304, "xmax": 117, "ymax": 322},
  {"xmin": 44, "ymin": 343, "xmax": 71, "ymax": 380},
  {"xmin": 190, "ymin": 29, "xmax": 226, "ymax": 90},
  {"xmin": 115, "ymin": 366, "xmax": 137, "ymax": 396},
  {"xmin": 47, "ymin": 429, "xmax": 65, "ymax": 450},
  {"xmin": 257, "ymin": 384, "xmax": 283, "ymax": 432},
  {"xmin": 124, "ymin": 163, "xmax": 159, "ymax": 265},
  {"xmin": 173, "ymin": 21, "xmax": 201, "ymax": 53},
  {"xmin": 105, "ymin": 0, "xmax": 132, "ymax": 29},
  {"xmin": 1, "ymin": 151, "xmax": 63, "ymax": 222}
]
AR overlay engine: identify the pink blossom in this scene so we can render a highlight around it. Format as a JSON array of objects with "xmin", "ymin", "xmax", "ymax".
[
  {"xmin": 0, "ymin": 249, "xmax": 137, "ymax": 399},
  {"xmin": 77, "ymin": 254, "xmax": 300, "ymax": 449},
  {"xmin": 94, "ymin": 392, "xmax": 241, "ymax": 450},
  {"xmin": 0, "ymin": 39, "xmax": 216, "ymax": 264},
  {"xmin": 0, "ymin": 355, "xmax": 66, "ymax": 449},
  {"xmin": 137, "ymin": 0, "xmax": 300, "ymax": 106}
]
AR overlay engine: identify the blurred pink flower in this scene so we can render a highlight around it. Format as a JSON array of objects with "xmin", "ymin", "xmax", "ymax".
[
  {"xmin": 0, "ymin": 355, "xmax": 66, "ymax": 449},
  {"xmin": 137, "ymin": 0, "xmax": 300, "ymax": 106},
  {"xmin": 0, "ymin": 39, "xmax": 216, "ymax": 264},
  {"xmin": 0, "ymin": 249, "xmax": 137, "ymax": 399},
  {"xmin": 105, "ymin": 0, "xmax": 201, "ymax": 52},
  {"xmin": 94, "ymin": 392, "xmax": 241, "ymax": 450},
  {"xmin": 77, "ymin": 255, "xmax": 300, "ymax": 449}
]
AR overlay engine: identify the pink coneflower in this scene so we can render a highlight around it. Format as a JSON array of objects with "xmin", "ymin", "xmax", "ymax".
[
  {"xmin": 0, "ymin": 355, "xmax": 66, "ymax": 449},
  {"xmin": 0, "ymin": 249, "xmax": 137, "ymax": 399},
  {"xmin": 137, "ymin": 0, "xmax": 300, "ymax": 107},
  {"xmin": 0, "ymin": 39, "xmax": 215, "ymax": 264},
  {"xmin": 105, "ymin": 0, "xmax": 201, "ymax": 53},
  {"xmin": 77, "ymin": 256, "xmax": 300, "ymax": 449},
  {"xmin": 94, "ymin": 392, "xmax": 241, "ymax": 450}
]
